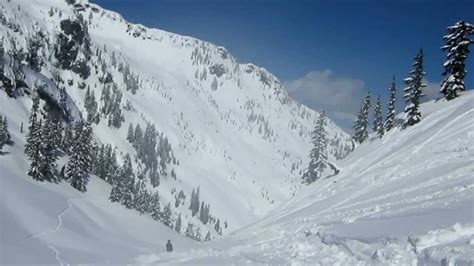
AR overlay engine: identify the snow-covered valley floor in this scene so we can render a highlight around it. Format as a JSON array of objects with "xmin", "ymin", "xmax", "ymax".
[{"xmin": 136, "ymin": 93, "xmax": 474, "ymax": 265}]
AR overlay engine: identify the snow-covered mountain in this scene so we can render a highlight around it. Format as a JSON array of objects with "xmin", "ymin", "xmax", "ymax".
[
  {"xmin": 138, "ymin": 91, "xmax": 474, "ymax": 265},
  {"xmin": 0, "ymin": 0, "xmax": 352, "ymax": 248}
]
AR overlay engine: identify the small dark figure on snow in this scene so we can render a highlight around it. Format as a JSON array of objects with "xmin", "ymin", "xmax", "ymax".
[{"xmin": 166, "ymin": 240, "xmax": 173, "ymax": 252}]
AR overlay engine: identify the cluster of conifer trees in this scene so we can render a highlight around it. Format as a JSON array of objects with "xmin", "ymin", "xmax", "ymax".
[
  {"xmin": 303, "ymin": 21, "xmax": 473, "ymax": 185},
  {"xmin": 25, "ymin": 94, "xmax": 93, "ymax": 191}
]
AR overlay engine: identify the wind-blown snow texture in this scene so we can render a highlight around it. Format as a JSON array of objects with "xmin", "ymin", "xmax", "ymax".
[{"xmin": 137, "ymin": 93, "xmax": 474, "ymax": 265}]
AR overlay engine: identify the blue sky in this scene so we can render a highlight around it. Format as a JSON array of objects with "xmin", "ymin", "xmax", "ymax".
[{"xmin": 92, "ymin": 0, "xmax": 474, "ymax": 130}]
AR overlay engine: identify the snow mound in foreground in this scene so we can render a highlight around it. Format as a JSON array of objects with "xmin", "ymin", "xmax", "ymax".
[{"xmin": 137, "ymin": 92, "xmax": 474, "ymax": 265}]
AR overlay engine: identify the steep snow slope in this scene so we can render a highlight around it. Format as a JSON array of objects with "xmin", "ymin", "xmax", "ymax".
[
  {"xmin": 137, "ymin": 92, "xmax": 474, "ymax": 265},
  {"xmin": 0, "ymin": 0, "xmax": 352, "ymax": 237},
  {"xmin": 0, "ymin": 92, "xmax": 197, "ymax": 265}
]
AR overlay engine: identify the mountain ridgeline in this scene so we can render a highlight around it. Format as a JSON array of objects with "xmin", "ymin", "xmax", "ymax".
[{"xmin": 0, "ymin": 0, "xmax": 353, "ymax": 241}]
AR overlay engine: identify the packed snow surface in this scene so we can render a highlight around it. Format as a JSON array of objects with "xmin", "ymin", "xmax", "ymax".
[{"xmin": 137, "ymin": 92, "xmax": 474, "ymax": 265}]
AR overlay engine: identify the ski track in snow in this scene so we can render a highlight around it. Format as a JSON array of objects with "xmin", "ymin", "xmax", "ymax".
[
  {"xmin": 47, "ymin": 245, "xmax": 70, "ymax": 266},
  {"xmin": 28, "ymin": 197, "xmax": 83, "ymax": 266},
  {"xmin": 412, "ymin": 108, "xmax": 474, "ymax": 154},
  {"xmin": 28, "ymin": 197, "xmax": 83, "ymax": 238}
]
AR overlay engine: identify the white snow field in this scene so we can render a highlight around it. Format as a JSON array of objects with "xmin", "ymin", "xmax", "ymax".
[{"xmin": 136, "ymin": 92, "xmax": 474, "ymax": 265}]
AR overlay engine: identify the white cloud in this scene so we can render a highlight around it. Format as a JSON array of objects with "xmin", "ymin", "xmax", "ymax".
[{"xmin": 284, "ymin": 69, "xmax": 366, "ymax": 131}]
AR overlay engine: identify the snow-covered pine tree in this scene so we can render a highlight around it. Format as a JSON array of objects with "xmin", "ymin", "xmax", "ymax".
[
  {"xmin": 194, "ymin": 227, "xmax": 202, "ymax": 242},
  {"xmin": 84, "ymin": 87, "xmax": 98, "ymax": 123},
  {"xmin": 214, "ymin": 219, "xmax": 222, "ymax": 236},
  {"xmin": 143, "ymin": 190, "xmax": 153, "ymax": 214},
  {"xmin": 403, "ymin": 49, "xmax": 426, "ymax": 128},
  {"xmin": 440, "ymin": 21, "xmax": 474, "ymax": 100},
  {"xmin": 162, "ymin": 202, "xmax": 172, "ymax": 228},
  {"xmin": 150, "ymin": 191, "xmax": 161, "ymax": 220},
  {"xmin": 189, "ymin": 187, "xmax": 201, "ymax": 216},
  {"xmin": 39, "ymin": 115, "xmax": 59, "ymax": 182},
  {"xmin": 61, "ymin": 122, "xmax": 74, "ymax": 153},
  {"xmin": 133, "ymin": 124, "xmax": 143, "ymax": 149},
  {"xmin": 121, "ymin": 154, "xmax": 136, "ymax": 208},
  {"xmin": 0, "ymin": 117, "xmax": 5, "ymax": 152},
  {"xmin": 0, "ymin": 115, "xmax": 9, "ymax": 152},
  {"xmin": 199, "ymin": 202, "xmax": 206, "ymax": 223},
  {"xmin": 27, "ymin": 119, "xmax": 44, "ymax": 182},
  {"xmin": 67, "ymin": 120, "xmax": 93, "ymax": 192},
  {"xmin": 135, "ymin": 181, "xmax": 153, "ymax": 214},
  {"xmin": 26, "ymin": 30, "xmax": 45, "ymax": 72},
  {"xmin": 24, "ymin": 95, "xmax": 40, "ymax": 158},
  {"xmin": 109, "ymin": 179, "xmax": 122, "ymax": 203},
  {"xmin": 127, "ymin": 123, "xmax": 134, "ymax": 143},
  {"xmin": 373, "ymin": 95, "xmax": 384, "ymax": 138},
  {"xmin": 174, "ymin": 213, "xmax": 182, "ymax": 233},
  {"xmin": 52, "ymin": 120, "xmax": 63, "ymax": 149},
  {"xmin": 185, "ymin": 222, "xmax": 194, "ymax": 238},
  {"xmin": 353, "ymin": 93, "xmax": 371, "ymax": 143},
  {"xmin": 385, "ymin": 77, "xmax": 397, "ymax": 131},
  {"xmin": 204, "ymin": 231, "xmax": 211, "ymax": 242},
  {"xmin": 302, "ymin": 111, "xmax": 328, "ymax": 184},
  {"xmin": 4, "ymin": 117, "xmax": 10, "ymax": 143}
]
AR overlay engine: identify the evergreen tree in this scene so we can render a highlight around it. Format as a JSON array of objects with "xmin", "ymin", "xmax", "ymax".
[
  {"xmin": 84, "ymin": 87, "xmax": 98, "ymax": 123},
  {"xmin": 0, "ymin": 116, "xmax": 9, "ymax": 152},
  {"xmin": 66, "ymin": 121, "xmax": 93, "ymax": 192},
  {"xmin": 162, "ymin": 202, "xmax": 172, "ymax": 228},
  {"xmin": 185, "ymin": 222, "xmax": 194, "ymax": 238},
  {"xmin": 204, "ymin": 231, "xmax": 211, "ymax": 242},
  {"xmin": 25, "ymin": 95, "xmax": 40, "ymax": 158},
  {"xmin": 353, "ymin": 93, "xmax": 371, "ymax": 143},
  {"xmin": 302, "ymin": 111, "xmax": 328, "ymax": 184},
  {"xmin": 110, "ymin": 154, "xmax": 134, "ymax": 205},
  {"xmin": 214, "ymin": 219, "xmax": 222, "ymax": 236},
  {"xmin": 373, "ymin": 95, "xmax": 384, "ymax": 138},
  {"xmin": 440, "ymin": 21, "xmax": 474, "ymax": 100},
  {"xmin": 174, "ymin": 213, "xmax": 182, "ymax": 233},
  {"xmin": 26, "ymin": 31, "xmax": 45, "ymax": 72},
  {"xmin": 39, "ymin": 115, "xmax": 59, "ymax": 182},
  {"xmin": 121, "ymin": 154, "xmax": 136, "ymax": 208},
  {"xmin": 134, "ymin": 180, "xmax": 147, "ymax": 214},
  {"xmin": 403, "ymin": 50, "xmax": 426, "ymax": 128},
  {"xmin": 0, "ymin": 116, "xmax": 11, "ymax": 145},
  {"xmin": 127, "ymin": 123, "xmax": 134, "ymax": 143},
  {"xmin": 385, "ymin": 77, "xmax": 397, "ymax": 131},
  {"xmin": 189, "ymin": 187, "xmax": 200, "ymax": 216},
  {"xmin": 134, "ymin": 124, "xmax": 143, "ymax": 148},
  {"xmin": 194, "ymin": 227, "xmax": 202, "ymax": 242},
  {"xmin": 109, "ymin": 184, "xmax": 121, "ymax": 202},
  {"xmin": 52, "ymin": 120, "xmax": 63, "ymax": 148},
  {"xmin": 0, "ymin": 120, "xmax": 4, "ymax": 152},
  {"xmin": 61, "ymin": 123, "xmax": 74, "ymax": 153},
  {"xmin": 199, "ymin": 203, "xmax": 210, "ymax": 225},
  {"xmin": 199, "ymin": 202, "xmax": 206, "ymax": 223},
  {"xmin": 151, "ymin": 191, "xmax": 161, "ymax": 221},
  {"xmin": 27, "ymin": 120, "xmax": 44, "ymax": 181}
]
